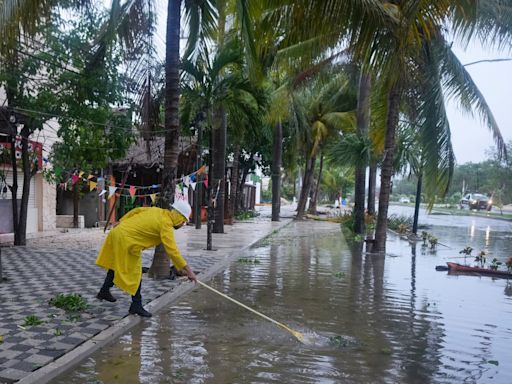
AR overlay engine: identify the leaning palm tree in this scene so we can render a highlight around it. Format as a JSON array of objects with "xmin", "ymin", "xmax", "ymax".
[{"xmin": 290, "ymin": 72, "xmax": 357, "ymax": 220}]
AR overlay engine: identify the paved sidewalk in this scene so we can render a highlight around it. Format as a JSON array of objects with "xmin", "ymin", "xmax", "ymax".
[{"xmin": 0, "ymin": 205, "xmax": 295, "ymax": 384}]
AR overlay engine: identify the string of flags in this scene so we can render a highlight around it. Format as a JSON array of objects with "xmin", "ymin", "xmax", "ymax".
[{"xmin": 55, "ymin": 165, "xmax": 208, "ymax": 204}]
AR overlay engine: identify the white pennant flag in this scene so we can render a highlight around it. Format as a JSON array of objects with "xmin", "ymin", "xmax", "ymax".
[
  {"xmin": 190, "ymin": 182, "xmax": 197, "ymax": 191},
  {"xmin": 99, "ymin": 189, "xmax": 107, "ymax": 197},
  {"xmin": 183, "ymin": 175, "xmax": 191, "ymax": 187},
  {"xmin": 108, "ymin": 186, "xmax": 117, "ymax": 199}
]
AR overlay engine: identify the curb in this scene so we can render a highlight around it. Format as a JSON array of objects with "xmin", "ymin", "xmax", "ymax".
[{"xmin": 17, "ymin": 219, "xmax": 292, "ymax": 384}]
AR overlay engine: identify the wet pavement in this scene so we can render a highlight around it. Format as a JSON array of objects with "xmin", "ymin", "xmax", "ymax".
[
  {"xmin": 0, "ymin": 205, "xmax": 294, "ymax": 384},
  {"xmin": 52, "ymin": 213, "xmax": 512, "ymax": 384}
]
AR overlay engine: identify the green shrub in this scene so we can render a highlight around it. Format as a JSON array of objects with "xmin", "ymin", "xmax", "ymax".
[{"xmin": 387, "ymin": 214, "xmax": 413, "ymax": 232}]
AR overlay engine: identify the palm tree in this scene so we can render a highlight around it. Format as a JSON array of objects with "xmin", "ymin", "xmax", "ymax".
[
  {"xmin": 289, "ymin": 72, "xmax": 357, "ymax": 220},
  {"xmin": 180, "ymin": 38, "xmax": 266, "ymax": 239}
]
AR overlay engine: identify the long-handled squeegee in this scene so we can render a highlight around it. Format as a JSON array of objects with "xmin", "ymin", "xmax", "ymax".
[{"xmin": 197, "ymin": 280, "xmax": 306, "ymax": 344}]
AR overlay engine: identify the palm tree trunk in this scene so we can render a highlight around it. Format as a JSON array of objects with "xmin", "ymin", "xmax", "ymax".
[
  {"xmin": 308, "ymin": 153, "xmax": 324, "ymax": 215},
  {"xmin": 15, "ymin": 125, "xmax": 32, "ymax": 245},
  {"xmin": 354, "ymin": 71, "xmax": 371, "ymax": 234},
  {"xmin": 212, "ymin": 107, "xmax": 226, "ymax": 233},
  {"xmin": 73, "ymin": 180, "xmax": 79, "ymax": 228},
  {"xmin": 271, "ymin": 121, "xmax": 282, "ymax": 221},
  {"xmin": 237, "ymin": 167, "xmax": 249, "ymax": 211},
  {"xmin": 374, "ymin": 83, "xmax": 401, "ymax": 253},
  {"xmin": 149, "ymin": 0, "xmax": 181, "ymax": 279},
  {"xmin": 296, "ymin": 154, "xmax": 316, "ymax": 220},
  {"xmin": 367, "ymin": 162, "xmax": 377, "ymax": 216},
  {"xmin": 9, "ymin": 130, "xmax": 19, "ymax": 242},
  {"xmin": 229, "ymin": 144, "xmax": 241, "ymax": 219},
  {"xmin": 412, "ymin": 173, "xmax": 422, "ymax": 235}
]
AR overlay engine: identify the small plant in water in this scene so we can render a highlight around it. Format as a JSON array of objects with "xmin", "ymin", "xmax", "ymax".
[
  {"xmin": 49, "ymin": 293, "xmax": 89, "ymax": 312},
  {"xmin": 23, "ymin": 315, "xmax": 45, "ymax": 327},
  {"xmin": 459, "ymin": 246, "xmax": 473, "ymax": 264},
  {"xmin": 421, "ymin": 231, "xmax": 429, "ymax": 245},
  {"xmin": 398, "ymin": 223, "xmax": 409, "ymax": 234},
  {"xmin": 506, "ymin": 257, "xmax": 512, "ymax": 273},
  {"xmin": 237, "ymin": 258, "xmax": 260, "ymax": 264},
  {"xmin": 428, "ymin": 236, "xmax": 438, "ymax": 250},
  {"xmin": 475, "ymin": 251, "xmax": 487, "ymax": 268},
  {"xmin": 490, "ymin": 258, "xmax": 502, "ymax": 271},
  {"xmin": 334, "ymin": 271, "xmax": 345, "ymax": 279}
]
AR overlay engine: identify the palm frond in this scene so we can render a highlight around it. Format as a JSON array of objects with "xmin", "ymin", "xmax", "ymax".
[{"xmin": 435, "ymin": 36, "xmax": 507, "ymax": 160}]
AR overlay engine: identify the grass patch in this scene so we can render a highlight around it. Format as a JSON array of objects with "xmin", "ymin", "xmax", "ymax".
[
  {"xmin": 49, "ymin": 293, "xmax": 89, "ymax": 312},
  {"xmin": 235, "ymin": 210, "xmax": 259, "ymax": 221},
  {"xmin": 23, "ymin": 315, "xmax": 45, "ymax": 327}
]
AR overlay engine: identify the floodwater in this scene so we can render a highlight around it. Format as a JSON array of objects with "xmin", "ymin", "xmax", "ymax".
[{"xmin": 53, "ymin": 215, "xmax": 512, "ymax": 384}]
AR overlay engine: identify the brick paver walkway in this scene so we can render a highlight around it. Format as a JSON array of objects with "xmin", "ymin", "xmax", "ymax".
[{"xmin": 0, "ymin": 205, "xmax": 295, "ymax": 383}]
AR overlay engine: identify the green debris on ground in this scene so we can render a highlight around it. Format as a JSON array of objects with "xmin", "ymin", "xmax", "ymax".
[
  {"xmin": 49, "ymin": 293, "xmax": 89, "ymax": 312},
  {"xmin": 23, "ymin": 315, "xmax": 45, "ymax": 327},
  {"xmin": 238, "ymin": 258, "xmax": 261, "ymax": 264}
]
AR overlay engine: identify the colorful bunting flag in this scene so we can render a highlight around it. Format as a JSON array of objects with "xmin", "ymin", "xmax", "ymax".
[
  {"xmin": 89, "ymin": 181, "xmax": 97, "ymax": 192},
  {"xmin": 108, "ymin": 186, "xmax": 117, "ymax": 199},
  {"xmin": 99, "ymin": 190, "xmax": 107, "ymax": 197},
  {"xmin": 79, "ymin": 171, "xmax": 84, "ymax": 178},
  {"xmin": 190, "ymin": 182, "xmax": 197, "ymax": 191},
  {"xmin": 150, "ymin": 193, "xmax": 157, "ymax": 204},
  {"xmin": 196, "ymin": 165, "xmax": 207, "ymax": 175},
  {"xmin": 71, "ymin": 175, "xmax": 79, "ymax": 185},
  {"xmin": 87, "ymin": 174, "xmax": 94, "ymax": 180}
]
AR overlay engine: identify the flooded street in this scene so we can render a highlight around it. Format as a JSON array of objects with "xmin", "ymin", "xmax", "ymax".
[{"xmin": 53, "ymin": 215, "xmax": 512, "ymax": 384}]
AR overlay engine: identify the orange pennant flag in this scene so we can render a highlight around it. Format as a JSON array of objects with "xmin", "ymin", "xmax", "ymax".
[{"xmin": 196, "ymin": 165, "xmax": 207, "ymax": 175}]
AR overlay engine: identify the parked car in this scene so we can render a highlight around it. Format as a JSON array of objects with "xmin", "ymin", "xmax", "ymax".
[
  {"xmin": 459, "ymin": 193, "xmax": 492, "ymax": 211},
  {"xmin": 399, "ymin": 197, "xmax": 411, "ymax": 204}
]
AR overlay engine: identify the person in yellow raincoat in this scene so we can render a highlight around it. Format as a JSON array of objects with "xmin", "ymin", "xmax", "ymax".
[{"xmin": 96, "ymin": 200, "xmax": 196, "ymax": 317}]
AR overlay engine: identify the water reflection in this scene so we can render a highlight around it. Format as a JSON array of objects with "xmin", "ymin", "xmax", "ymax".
[{"xmin": 54, "ymin": 221, "xmax": 512, "ymax": 384}]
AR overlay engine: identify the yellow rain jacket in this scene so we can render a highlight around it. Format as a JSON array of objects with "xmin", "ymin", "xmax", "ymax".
[{"xmin": 96, "ymin": 207, "xmax": 188, "ymax": 296}]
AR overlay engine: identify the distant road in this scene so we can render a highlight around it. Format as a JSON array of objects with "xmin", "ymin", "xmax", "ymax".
[{"xmin": 388, "ymin": 204, "xmax": 512, "ymax": 232}]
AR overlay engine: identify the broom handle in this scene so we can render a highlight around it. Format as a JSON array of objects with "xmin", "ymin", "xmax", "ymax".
[{"xmin": 196, "ymin": 280, "xmax": 297, "ymax": 335}]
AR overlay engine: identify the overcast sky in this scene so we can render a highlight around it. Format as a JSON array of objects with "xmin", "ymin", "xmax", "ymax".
[{"xmin": 447, "ymin": 41, "xmax": 512, "ymax": 165}]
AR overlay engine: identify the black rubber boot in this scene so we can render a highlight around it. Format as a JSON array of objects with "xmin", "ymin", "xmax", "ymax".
[
  {"xmin": 98, "ymin": 269, "xmax": 117, "ymax": 302},
  {"xmin": 97, "ymin": 289, "xmax": 117, "ymax": 302},
  {"xmin": 129, "ymin": 302, "xmax": 152, "ymax": 317}
]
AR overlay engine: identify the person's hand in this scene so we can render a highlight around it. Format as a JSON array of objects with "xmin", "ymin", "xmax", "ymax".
[{"xmin": 183, "ymin": 265, "xmax": 197, "ymax": 283}]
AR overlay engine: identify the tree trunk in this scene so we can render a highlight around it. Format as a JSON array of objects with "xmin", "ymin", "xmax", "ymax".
[
  {"xmin": 149, "ymin": 0, "xmax": 181, "ymax": 279},
  {"xmin": 374, "ymin": 83, "xmax": 401, "ymax": 253},
  {"xmin": 367, "ymin": 162, "xmax": 377, "ymax": 216},
  {"xmin": 212, "ymin": 107, "xmax": 226, "ymax": 233},
  {"xmin": 353, "ymin": 71, "xmax": 371, "ymax": 234},
  {"xmin": 72, "ymin": 180, "xmax": 79, "ymax": 228},
  {"xmin": 308, "ymin": 153, "xmax": 324, "ymax": 215},
  {"xmin": 14, "ymin": 125, "xmax": 36, "ymax": 245},
  {"xmin": 412, "ymin": 173, "xmax": 422, "ymax": 235},
  {"xmin": 229, "ymin": 144, "xmax": 241, "ymax": 219},
  {"xmin": 271, "ymin": 121, "xmax": 282, "ymax": 221},
  {"xmin": 9, "ymin": 131, "xmax": 19, "ymax": 242},
  {"xmin": 194, "ymin": 123, "xmax": 203, "ymax": 229},
  {"xmin": 237, "ymin": 167, "xmax": 249, "ymax": 211},
  {"xmin": 296, "ymin": 154, "xmax": 316, "ymax": 220}
]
